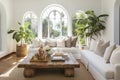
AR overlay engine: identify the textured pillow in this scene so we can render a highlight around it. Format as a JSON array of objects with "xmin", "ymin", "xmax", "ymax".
[
  {"xmin": 95, "ymin": 40, "xmax": 110, "ymax": 57},
  {"xmin": 103, "ymin": 44, "xmax": 116, "ymax": 63},
  {"xmin": 71, "ymin": 36, "xmax": 77, "ymax": 47},
  {"xmin": 57, "ymin": 39, "xmax": 65, "ymax": 47},
  {"xmin": 65, "ymin": 37, "xmax": 71, "ymax": 47},
  {"xmin": 46, "ymin": 39, "xmax": 57, "ymax": 47},
  {"xmin": 89, "ymin": 39, "xmax": 98, "ymax": 51},
  {"xmin": 110, "ymin": 47, "xmax": 120, "ymax": 65},
  {"xmin": 31, "ymin": 38, "xmax": 40, "ymax": 48}
]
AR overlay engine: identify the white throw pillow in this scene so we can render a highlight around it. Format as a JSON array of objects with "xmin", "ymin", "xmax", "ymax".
[
  {"xmin": 31, "ymin": 38, "xmax": 40, "ymax": 48},
  {"xmin": 46, "ymin": 39, "xmax": 57, "ymax": 47},
  {"xmin": 110, "ymin": 47, "xmax": 120, "ymax": 65},
  {"xmin": 89, "ymin": 39, "xmax": 98, "ymax": 51},
  {"xmin": 57, "ymin": 39, "xmax": 65, "ymax": 47},
  {"xmin": 103, "ymin": 44, "xmax": 116, "ymax": 63},
  {"xmin": 95, "ymin": 40, "xmax": 110, "ymax": 57}
]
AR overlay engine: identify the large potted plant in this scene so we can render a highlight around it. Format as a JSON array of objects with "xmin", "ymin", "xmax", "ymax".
[
  {"xmin": 8, "ymin": 22, "xmax": 35, "ymax": 57},
  {"xmin": 73, "ymin": 10, "xmax": 108, "ymax": 47}
]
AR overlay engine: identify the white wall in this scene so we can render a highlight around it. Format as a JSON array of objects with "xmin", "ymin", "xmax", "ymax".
[
  {"xmin": 0, "ymin": 0, "xmax": 13, "ymax": 57},
  {"xmin": 101, "ymin": 0, "xmax": 116, "ymax": 42},
  {"xmin": 11, "ymin": 0, "xmax": 101, "ymax": 51}
]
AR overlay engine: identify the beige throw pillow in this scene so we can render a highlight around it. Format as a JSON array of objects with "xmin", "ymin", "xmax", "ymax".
[
  {"xmin": 71, "ymin": 36, "xmax": 77, "ymax": 47},
  {"xmin": 65, "ymin": 37, "xmax": 71, "ymax": 47},
  {"xmin": 103, "ymin": 44, "xmax": 116, "ymax": 63},
  {"xmin": 110, "ymin": 47, "xmax": 120, "ymax": 65},
  {"xmin": 57, "ymin": 39, "xmax": 65, "ymax": 47},
  {"xmin": 31, "ymin": 38, "xmax": 40, "ymax": 48},
  {"xmin": 46, "ymin": 39, "xmax": 57, "ymax": 47},
  {"xmin": 95, "ymin": 40, "xmax": 110, "ymax": 57}
]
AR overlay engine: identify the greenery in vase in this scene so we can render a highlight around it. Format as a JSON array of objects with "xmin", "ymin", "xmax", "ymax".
[{"xmin": 8, "ymin": 21, "xmax": 35, "ymax": 46}]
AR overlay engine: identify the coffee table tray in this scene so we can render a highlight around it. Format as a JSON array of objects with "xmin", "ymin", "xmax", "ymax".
[{"xmin": 30, "ymin": 55, "xmax": 50, "ymax": 62}]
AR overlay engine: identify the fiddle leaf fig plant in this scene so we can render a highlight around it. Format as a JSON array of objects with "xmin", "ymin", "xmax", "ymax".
[
  {"xmin": 8, "ymin": 21, "xmax": 35, "ymax": 46},
  {"xmin": 73, "ymin": 10, "xmax": 108, "ymax": 45},
  {"xmin": 85, "ymin": 10, "xmax": 109, "ymax": 40}
]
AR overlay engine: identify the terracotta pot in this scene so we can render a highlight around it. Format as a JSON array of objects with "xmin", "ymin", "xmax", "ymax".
[{"xmin": 16, "ymin": 44, "xmax": 28, "ymax": 57}]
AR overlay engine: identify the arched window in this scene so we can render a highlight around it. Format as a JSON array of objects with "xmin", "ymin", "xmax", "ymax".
[
  {"xmin": 40, "ymin": 4, "xmax": 70, "ymax": 39},
  {"xmin": 23, "ymin": 11, "xmax": 38, "ymax": 37}
]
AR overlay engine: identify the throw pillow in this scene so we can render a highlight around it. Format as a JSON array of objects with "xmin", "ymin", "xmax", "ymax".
[
  {"xmin": 95, "ymin": 40, "xmax": 110, "ymax": 57},
  {"xmin": 110, "ymin": 47, "xmax": 120, "ymax": 65},
  {"xmin": 103, "ymin": 44, "xmax": 116, "ymax": 63},
  {"xmin": 89, "ymin": 39, "xmax": 98, "ymax": 51},
  {"xmin": 71, "ymin": 36, "xmax": 77, "ymax": 47},
  {"xmin": 56, "ymin": 39, "xmax": 65, "ymax": 47},
  {"xmin": 65, "ymin": 36, "xmax": 71, "ymax": 47},
  {"xmin": 46, "ymin": 39, "xmax": 57, "ymax": 47},
  {"xmin": 31, "ymin": 38, "xmax": 40, "ymax": 48}
]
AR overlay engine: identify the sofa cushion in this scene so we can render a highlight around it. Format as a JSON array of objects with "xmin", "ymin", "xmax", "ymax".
[
  {"xmin": 52, "ymin": 47, "xmax": 81, "ymax": 59},
  {"xmin": 56, "ymin": 39, "xmax": 65, "ymax": 47},
  {"xmin": 103, "ymin": 44, "xmax": 116, "ymax": 63},
  {"xmin": 71, "ymin": 36, "xmax": 77, "ymax": 47},
  {"xmin": 95, "ymin": 40, "xmax": 110, "ymax": 57},
  {"xmin": 46, "ymin": 39, "xmax": 57, "ymax": 47},
  {"xmin": 65, "ymin": 37, "xmax": 71, "ymax": 47},
  {"xmin": 89, "ymin": 39, "xmax": 97, "ymax": 51},
  {"xmin": 81, "ymin": 50, "xmax": 114, "ymax": 79},
  {"xmin": 110, "ymin": 47, "xmax": 120, "ymax": 65},
  {"xmin": 31, "ymin": 38, "xmax": 40, "ymax": 48}
]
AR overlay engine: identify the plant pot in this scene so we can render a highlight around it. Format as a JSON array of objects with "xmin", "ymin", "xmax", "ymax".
[{"xmin": 16, "ymin": 44, "xmax": 28, "ymax": 57}]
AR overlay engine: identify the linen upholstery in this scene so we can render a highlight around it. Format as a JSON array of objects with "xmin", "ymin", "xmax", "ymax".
[
  {"xmin": 110, "ymin": 47, "xmax": 120, "ymax": 65},
  {"xmin": 95, "ymin": 40, "xmax": 110, "ymax": 57},
  {"xmin": 103, "ymin": 44, "xmax": 116, "ymax": 63}
]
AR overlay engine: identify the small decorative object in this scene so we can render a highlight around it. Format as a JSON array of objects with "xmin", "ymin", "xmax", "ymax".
[{"xmin": 38, "ymin": 46, "xmax": 45, "ymax": 60}]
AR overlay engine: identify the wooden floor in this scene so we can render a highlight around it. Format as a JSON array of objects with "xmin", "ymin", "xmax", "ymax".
[{"xmin": 0, "ymin": 53, "xmax": 23, "ymax": 74}]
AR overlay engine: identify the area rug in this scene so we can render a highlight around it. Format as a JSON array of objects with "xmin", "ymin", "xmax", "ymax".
[{"xmin": 0, "ymin": 54, "xmax": 94, "ymax": 80}]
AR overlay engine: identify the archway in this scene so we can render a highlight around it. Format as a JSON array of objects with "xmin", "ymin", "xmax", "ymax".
[
  {"xmin": 0, "ymin": 2, "xmax": 7, "ymax": 57},
  {"xmin": 114, "ymin": 0, "xmax": 120, "ymax": 44},
  {"xmin": 39, "ymin": 4, "xmax": 71, "ymax": 38}
]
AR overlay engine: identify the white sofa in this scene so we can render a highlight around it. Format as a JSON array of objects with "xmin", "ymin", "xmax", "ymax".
[
  {"xmin": 28, "ymin": 37, "xmax": 81, "ymax": 59},
  {"xmin": 80, "ymin": 48, "xmax": 120, "ymax": 80}
]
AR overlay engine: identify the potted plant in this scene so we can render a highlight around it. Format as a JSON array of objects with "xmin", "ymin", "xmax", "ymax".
[
  {"xmin": 8, "ymin": 21, "xmax": 35, "ymax": 57},
  {"xmin": 73, "ymin": 10, "xmax": 108, "ymax": 48},
  {"xmin": 85, "ymin": 10, "xmax": 109, "ymax": 40}
]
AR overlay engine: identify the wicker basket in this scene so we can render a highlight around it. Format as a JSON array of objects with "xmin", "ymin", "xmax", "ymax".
[{"xmin": 16, "ymin": 44, "xmax": 28, "ymax": 57}]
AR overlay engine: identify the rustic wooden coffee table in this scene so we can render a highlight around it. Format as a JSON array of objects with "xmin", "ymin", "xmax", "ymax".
[{"xmin": 18, "ymin": 52, "xmax": 80, "ymax": 77}]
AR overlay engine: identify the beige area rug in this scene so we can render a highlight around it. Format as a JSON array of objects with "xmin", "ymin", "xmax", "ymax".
[{"xmin": 0, "ymin": 54, "xmax": 94, "ymax": 80}]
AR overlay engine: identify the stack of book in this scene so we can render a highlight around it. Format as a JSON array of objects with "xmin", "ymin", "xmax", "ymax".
[{"xmin": 51, "ymin": 52, "xmax": 68, "ymax": 62}]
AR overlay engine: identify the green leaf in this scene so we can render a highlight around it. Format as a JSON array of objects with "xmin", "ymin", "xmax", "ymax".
[
  {"xmin": 98, "ymin": 14, "xmax": 109, "ymax": 18},
  {"xmin": 13, "ymin": 32, "xmax": 17, "ymax": 39},
  {"xmin": 18, "ymin": 22, "xmax": 21, "ymax": 25},
  {"xmin": 8, "ymin": 30, "xmax": 15, "ymax": 34}
]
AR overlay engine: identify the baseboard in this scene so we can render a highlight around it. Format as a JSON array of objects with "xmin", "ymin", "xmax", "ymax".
[{"xmin": 0, "ymin": 52, "xmax": 16, "ymax": 60}]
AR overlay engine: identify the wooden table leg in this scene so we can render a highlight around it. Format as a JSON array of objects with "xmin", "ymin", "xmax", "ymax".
[
  {"xmin": 24, "ymin": 68, "xmax": 35, "ymax": 78},
  {"xmin": 64, "ymin": 68, "xmax": 74, "ymax": 77}
]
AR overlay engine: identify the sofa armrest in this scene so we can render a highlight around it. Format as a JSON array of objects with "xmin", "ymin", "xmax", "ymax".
[{"xmin": 115, "ymin": 64, "xmax": 120, "ymax": 80}]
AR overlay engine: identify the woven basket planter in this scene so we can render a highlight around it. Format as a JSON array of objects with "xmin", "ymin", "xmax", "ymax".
[{"xmin": 16, "ymin": 44, "xmax": 28, "ymax": 57}]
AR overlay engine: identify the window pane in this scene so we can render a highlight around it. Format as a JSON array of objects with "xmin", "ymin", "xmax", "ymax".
[
  {"xmin": 41, "ymin": 6, "xmax": 68, "ymax": 38},
  {"xmin": 24, "ymin": 12, "xmax": 38, "ymax": 37},
  {"xmin": 42, "ymin": 19, "xmax": 48, "ymax": 38}
]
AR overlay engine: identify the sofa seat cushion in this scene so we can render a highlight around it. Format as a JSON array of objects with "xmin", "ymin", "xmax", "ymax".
[
  {"xmin": 52, "ymin": 47, "xmax": 81, "ymax": 59},
  {"xmin": 81, "ymin": 50, "xmax": 114, "ymax": 79},
  {"xmin": 52, "ymin": 47, "xmax": 79, "ymax": 53}
]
